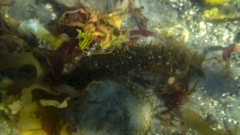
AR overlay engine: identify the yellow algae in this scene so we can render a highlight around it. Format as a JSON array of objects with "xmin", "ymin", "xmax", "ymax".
[
  {"xmin": 155, "ymin": 24, "xmax": 189, "ymax": 43},
  {"xmin": 204, "ymin": 0, "xmax": 230, "ymax": 5},
  {"xmin": 40, "ymin": 33, "xmax": 68, "ymax": 51},
  {"xmin": 19, "ymin": 19, "xmax": 68, "ymax": 51},
  {"xmin": 0, "ymin": 84, "xmax": 72, "ymax": 135},
  {"xmin": 203, "ymin": 7, "xmax": 225, "ymax": 20}
]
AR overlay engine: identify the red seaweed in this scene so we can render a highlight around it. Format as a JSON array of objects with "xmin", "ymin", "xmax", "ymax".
[
  {"xmin": 44, "ymin": 52, "xmax": 65, "ymax": 83},
  {"xmin": 222, "ymin": 45, "xmax": 240, "ymax": 61},
  {"xmin": 60, "ymin": 39, "xmax": 82, "ymax": 59},
  {"xmin": 157, "ymin": 75, "xmax": 191, "ymax": 116},
  {"xmin": 128, "ymin": 1, "xmax": 155, "ymax": 37}
]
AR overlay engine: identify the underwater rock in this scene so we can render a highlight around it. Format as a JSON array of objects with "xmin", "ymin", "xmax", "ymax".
[
  {"xmin": 65, "ymin": 80, "xmax": 154, "ymax": 135},
  {"xmin": 53, "ymin": 0, "xmax": 82, "ymax": 9},
  {"xmin": 54, "ymin": 0, "xmax": 129, "ymax": 13},
  {"xmin": 0, "ymin": 0, "xmax": 56, "ymax": 30}
]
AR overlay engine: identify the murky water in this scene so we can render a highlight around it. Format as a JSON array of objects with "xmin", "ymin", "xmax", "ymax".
[{"xmin": 0, "ymin": 0, "xmax": 240, "ymax": 135}]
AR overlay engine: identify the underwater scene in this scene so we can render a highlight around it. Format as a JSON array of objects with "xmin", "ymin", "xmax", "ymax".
[{"xmin": 0, "ymin": 0, "xmax": 240, "ymax": 135}]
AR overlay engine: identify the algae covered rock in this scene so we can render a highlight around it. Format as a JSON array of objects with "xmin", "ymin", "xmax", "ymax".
[{"xmin": 66, "ymin": 81, "xmax": 154, "ymax": 135}]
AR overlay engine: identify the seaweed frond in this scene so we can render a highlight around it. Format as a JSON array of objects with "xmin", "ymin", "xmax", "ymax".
[
  {"xmin": 76, "ymin": 29, "xmax": 93, "ymax": 53},
  {"xmin": 182, "ymin": 108, "xmax": 232, "ymax": 135},
  {"xmin": 0, "ymin": 51, "xmax": 43, "ymax": 77}
]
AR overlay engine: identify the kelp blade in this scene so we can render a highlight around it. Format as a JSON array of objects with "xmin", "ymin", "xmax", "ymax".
[
  {"xmin": 182, "ymin": 108, "xmax": 230, "ymax": 135},
  {"xmin": 0, "ymin": 51, "xmax": 43, "ymax": 77}
]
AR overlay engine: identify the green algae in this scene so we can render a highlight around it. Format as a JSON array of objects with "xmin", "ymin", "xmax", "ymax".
[{"xmin": 76, "ymin": 29, "xmax": 93, "ymax": 52}]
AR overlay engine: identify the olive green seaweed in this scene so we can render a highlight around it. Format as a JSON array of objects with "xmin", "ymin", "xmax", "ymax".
[
  {"xmin": 182, "ymin": 108, "xmax": 230, "ymax": 135},
  {"xmin": 0, "ymin": 51, "xmax": 43, "ymax": 77},
  {"xmin": 0, "ymin": 77, "xmax": 13, "ymax": 91}
]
